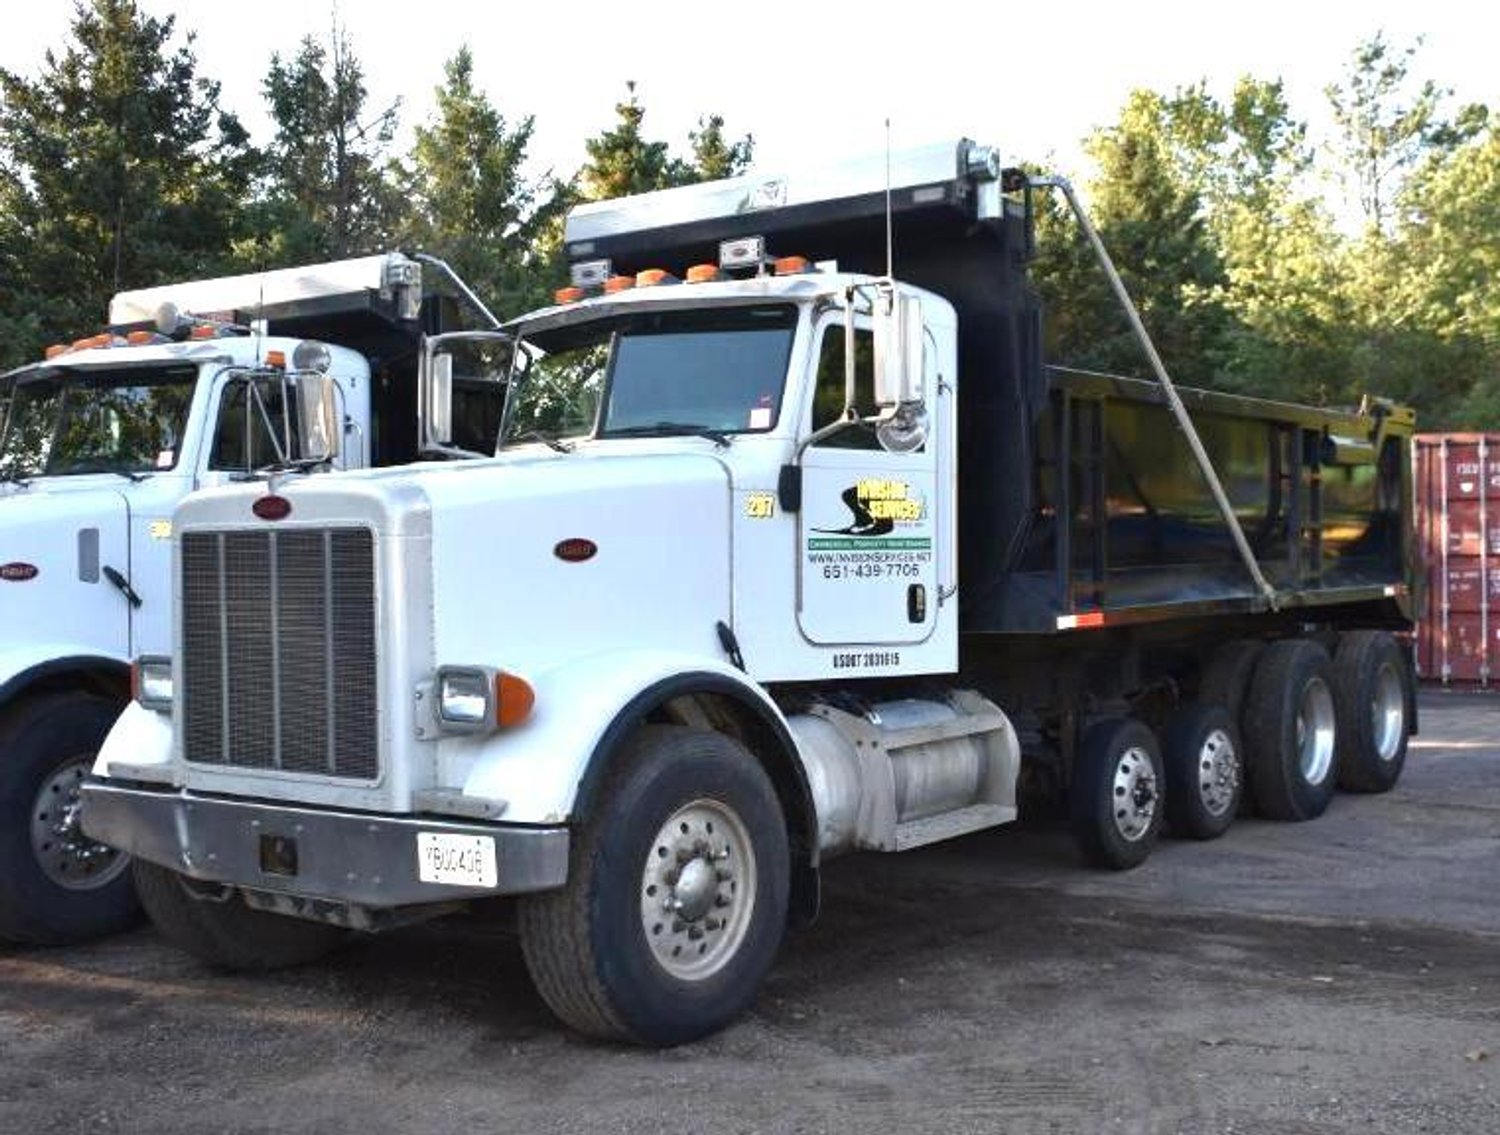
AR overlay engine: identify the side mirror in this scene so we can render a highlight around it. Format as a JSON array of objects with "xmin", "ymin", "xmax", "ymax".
[
  {"xmin": 293, "ymin": 374, "xmax": 340, "ymax": 466},
  {"xmin": 873, "ymin": 290, "xmax": 924, "ymax": 408},
  {"xmin": 421, "ymin": 348, "xmax": 455, "ymax": 450}
]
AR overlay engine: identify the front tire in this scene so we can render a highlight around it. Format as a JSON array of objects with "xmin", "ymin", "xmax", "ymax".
[
  {"xmin": 1070, "ymin": 718, "xmax": 1164, "ymax": 870},
  {"xmin": 517, "ymin": 725, "xmax": 789, "ymax": 1046},
  {"xmin": 133, "ymin": 861, "xmax": 347, "ymax": 971},
  {"xmin": 1243, "ymin": 640, "xmax": 1339, "ymax": 821},
  {"xmin": 1333, "ymin": 631, "xmax": 1412, "ymax": 794},
  {"xmin": 0, "ymin": 693, "xmax": 139, "ymax": 944}
]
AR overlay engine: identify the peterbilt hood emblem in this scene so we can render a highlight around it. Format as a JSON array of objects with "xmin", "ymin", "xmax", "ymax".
[{"xmin": 0, "ymin": 562, "xmax": 39, "ymax": 582}]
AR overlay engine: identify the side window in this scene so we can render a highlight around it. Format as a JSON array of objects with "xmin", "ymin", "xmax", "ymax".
[
  {"xmin": 210, "ymin": 379, "xmax": 295, "ymax": 471},
  {"xmin": 811, "ymin": 323, "xmax": 879, "ymax": 450}
]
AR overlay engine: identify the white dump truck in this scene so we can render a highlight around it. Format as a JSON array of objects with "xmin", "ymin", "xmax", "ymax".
[
  {"xmin": 84, "ymin": 140, "xmax": 1416, "ymax": 1044},
  {"xmin": 0, "ymin": 252, "xmax": 505, "ymax": 943}
]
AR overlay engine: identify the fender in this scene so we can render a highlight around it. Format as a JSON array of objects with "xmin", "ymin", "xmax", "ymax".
[
  {"xmin": 91, "ymin": 699, "xmax": 174, "ymax": 782},
  {"xmin": 0, "ymin": 648, "xmax": 131, "ymax": 714},
  {"xmin": 453, "ymin": 649, "xmax": 817, "ymax": 862}
]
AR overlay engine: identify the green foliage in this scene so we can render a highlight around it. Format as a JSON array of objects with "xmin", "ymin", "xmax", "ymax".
[
  {"xmin": 688, "ymin": 115, "xmax": 754, "ymax": 181},
  {"xmin": 246, "ymin": 22, "xmax": 402, "ymax": 265},
  {"xmin": 0, "ymin": 0, "xmax": 253, "ymax": 366},
  {"xmin": 400, "ymin": 47, "xmax": 567, "ymax": 316},
  {"xmin": 579, "ymin": 83, "xmax": 753, "ymax": 201},
  {"xmin": 1, "ymin": 15, "xmax": 1496, "ymax": 436},
  {"xmin": 1032, "ymin": 89, "xmax": 1235, "ymax": 387},
  {"xmin": 1035, "ymin": 35, "xmax": 1498, "ymax": 430},
  {"xmin": 1324, "ymin": 32, "xmax": 1487, "ymax": 233}
]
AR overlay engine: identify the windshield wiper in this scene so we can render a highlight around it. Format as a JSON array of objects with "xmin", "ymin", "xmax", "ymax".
[
  {"xmin": 47, "ymin": 461, "xmax": 149, "ymax": 483},
  {"xmin": 515, "ymin": 430, "xmax": 573, "ymax": 454},
  {"xmin": 252, "ymin": 456, "xmax": 333, "ymax": 478},
  {"xmin": 605, "ymin": 422, "xmax": 733, "ymax": 448}
]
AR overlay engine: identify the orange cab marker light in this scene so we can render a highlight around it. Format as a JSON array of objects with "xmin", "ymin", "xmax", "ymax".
[
  {"xmin": 603, "ymin": 275, "xmax": 636, "ymax": 294},
  {"xmin": 494, "ymin": 671, "xmax": 535, "ymax": 728},
  {"xmin": 126, "ymin": 329, "xmax": 158, "ymax": 345},
  {"xmin": 72, "ymin": 333, "xmax": 110, "ymax": 351},
  {"xmin": 635, "ymin": 268, "xmax": 677, "ymax": 288},
  {"xmin": 44, "ymin": 344, "xmax": 69, "ymax": 359},
  {"xmin": 773, "ymin": 256, "xmax": 812, "ymax": 276},
  {"xmin": 554, "ymin": 285, "xmax": 586, "ymax": 304},
  {"xmin": 685, "ymin": 264, "xmax": 721, "ymax": 283},
  {"xmin": 189, "ymin": 324, "xmax": 218, "ymax": 340},
  {"xmin": 264, "ymin": 349, "xmax": 286, "ymax": 369}
]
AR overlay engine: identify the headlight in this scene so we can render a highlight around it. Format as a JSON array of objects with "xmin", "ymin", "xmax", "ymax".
[
  {"xmin": 432, "ymin": 666, "xmax": 534, "ymax": 734},
  {"xmin": 436, "ymin": 667, "xmax": 492, "ymax": 730},
  {"xmin": 133, "ymin": 655, "xmax": 174, "ymax": 712}
]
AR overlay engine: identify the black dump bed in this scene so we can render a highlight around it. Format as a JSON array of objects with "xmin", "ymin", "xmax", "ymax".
[{"xmin": 565, "ymin": 140, "xmax": 1416, "ymax": 636}]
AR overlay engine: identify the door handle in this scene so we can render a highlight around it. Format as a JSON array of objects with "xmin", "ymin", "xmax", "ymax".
[{"xmin": 103, "ymin": 565, "xmax": 143, "ymax": 609}]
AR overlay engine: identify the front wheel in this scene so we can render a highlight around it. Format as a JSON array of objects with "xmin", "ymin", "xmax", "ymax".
[
  {"xmin": 518, "ymin": 725, "xmax": 789, "ymax": 1046},
  {"xmin": 1069, "ymin": 718, "xmax": 1164, "ymax": 870},
  {"xmin": 0, "ymin": 693, "xmax": 139, "ymax": 944}
]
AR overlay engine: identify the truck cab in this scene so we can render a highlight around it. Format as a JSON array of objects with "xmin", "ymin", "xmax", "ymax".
[{"xmin": 0, "ymin": 252, "xmax": 504, "ymax": 944}]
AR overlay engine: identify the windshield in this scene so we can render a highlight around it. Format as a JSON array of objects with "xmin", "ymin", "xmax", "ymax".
[
  {"xmin": 0, "ymin": 363, "xmax": 198, "ymax": 480},
  {"xmin": 504, "ymin": 304, "xmax": 798, "ymax": 444}
]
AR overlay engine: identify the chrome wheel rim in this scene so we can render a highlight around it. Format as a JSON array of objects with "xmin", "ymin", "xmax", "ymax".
[
  {"xmin": 1196, "ymin": 727, "xmax": 1240, "ymax": 817},
  {"xmin": 640, "ymin": 799, "xmax": 757, "ymax": 982},
  {"xmin": 1111, "ymin": 746, "xmax": 1158, "ymax": 842},
  {"xmin": 1371, "ymin": 663, "xmax": 1405, "ymax": 762},
  {"xmin": 31, "ymin": 756, "xmax": 130, "ymax": 891},
  {"xmin": 1296, "ymin": 677, "xmax": 1337, "ymax": 786}
]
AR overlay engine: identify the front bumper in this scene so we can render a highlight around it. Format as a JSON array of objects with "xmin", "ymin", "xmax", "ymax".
[{"xmin": 80, "ymin": 780, "xmax": 570, "ymax": 907}]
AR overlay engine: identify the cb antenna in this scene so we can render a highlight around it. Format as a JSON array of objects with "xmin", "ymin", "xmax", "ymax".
[
  {"xmin": 253, "ymin": 273, "xmax": 267, "ymax": 365},
  {"xmin": 884, "ymin": 118, "xmax": 894, "ymax": 280}
]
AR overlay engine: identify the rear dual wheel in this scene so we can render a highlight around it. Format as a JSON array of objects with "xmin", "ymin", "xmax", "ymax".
[
  {"xmin": 1243, "ymin": 640, "xmax": 1339, "ymax": 821},
  {"xmin": 1333, "ymin": 631, "xmax": 1412, "ymax": 794}
]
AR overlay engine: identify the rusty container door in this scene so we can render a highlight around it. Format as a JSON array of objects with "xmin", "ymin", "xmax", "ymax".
[{"xmin": 1415, "ymin": 433, "xmax": 1500, "ymax": 685}]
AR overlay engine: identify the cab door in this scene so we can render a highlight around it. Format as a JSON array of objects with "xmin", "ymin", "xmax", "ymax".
[{"xmin": 796, "ymin": 315, "xmax": 938, "ymax": 646}]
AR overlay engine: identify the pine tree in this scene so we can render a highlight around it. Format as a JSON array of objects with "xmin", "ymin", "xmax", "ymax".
[
  {"xmin": 250, "ymin": 21, "xmax": 402, "ymax": 264},
  {"xmin": 578, "ymin": 84, "xmax": 753, "ymax": 202},
  {"xmin": 0, "ymin": 0, "xmax": 253, "ymax": 364},
  {"xmin": 401, "ymin": 47, "xmax": 567, "ymax": 316}
]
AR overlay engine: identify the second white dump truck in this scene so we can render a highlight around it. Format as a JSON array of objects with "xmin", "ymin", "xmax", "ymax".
[
  {"xmin": 84, "ymin": 141, "xmax": 1415, "ymax": 1044},
  {"xmin": 0, "ymin": 253, "xmax": 504, "ymax": 943}
]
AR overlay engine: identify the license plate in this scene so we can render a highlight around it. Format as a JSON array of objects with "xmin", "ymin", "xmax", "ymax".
[{"xmin": 416, "ymin": 832, "xmax": 498, "ymax": 888}]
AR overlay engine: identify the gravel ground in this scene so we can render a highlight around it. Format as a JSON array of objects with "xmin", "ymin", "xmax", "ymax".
[{"xmin": 1, "ymin": 689, "xmax": 1496, "ymax": 1134}]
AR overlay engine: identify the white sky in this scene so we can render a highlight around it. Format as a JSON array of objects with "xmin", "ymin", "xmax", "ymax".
[{"xmin": 4, "ymin": 0, "xmax": 1498, "ymax": 187}]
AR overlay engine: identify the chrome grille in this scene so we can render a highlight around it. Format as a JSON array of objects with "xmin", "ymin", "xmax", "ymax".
[{"xmin": 182, "ymin": 527, "xmax": 377, "ymax": 780}]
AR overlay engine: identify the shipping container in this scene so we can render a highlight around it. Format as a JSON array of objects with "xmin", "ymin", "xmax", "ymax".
[{"xmin": 1415, "ymin": 433, "xmax": 1500, "ymax": 684}]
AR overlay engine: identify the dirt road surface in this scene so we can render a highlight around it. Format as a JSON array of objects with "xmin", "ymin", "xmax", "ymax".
[{"xmin": 2, "ymin": 691, "xmax": 1496, "ymax": 1134}]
